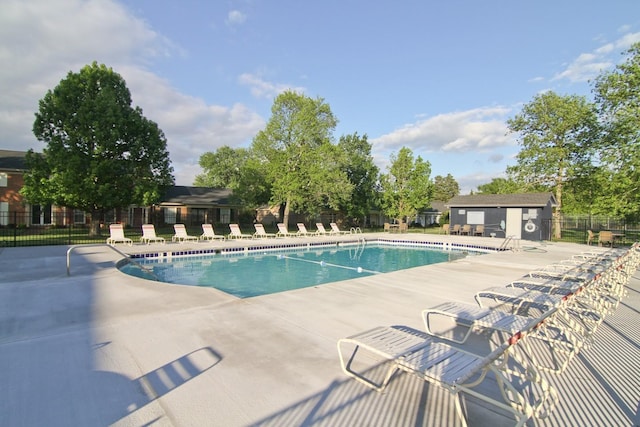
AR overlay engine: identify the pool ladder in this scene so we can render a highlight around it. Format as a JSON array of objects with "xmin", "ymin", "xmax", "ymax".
[{"xmin": 499, "ymin": 236, "xmax": 521, "ymax": 252}]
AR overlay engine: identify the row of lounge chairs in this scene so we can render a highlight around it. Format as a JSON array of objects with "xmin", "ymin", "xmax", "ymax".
[
  {"xmin": 106, "ymin": 222, "xmax": 353, "ymax": 246},
  {"xmin": 338, "ymin": 243, "xmax": 640, "ymax": 426}
]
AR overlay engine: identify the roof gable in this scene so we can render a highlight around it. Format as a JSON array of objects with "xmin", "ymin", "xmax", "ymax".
[
  {"xmin": 447, "ymin": 192, "xmax": 557, "ymax": 208},
  {"xmin": 0, "ymin": 150, "xmax": 28, "ymax": 171},
  {"xmin": 160, "ymin": 186, "xmax": 235, "ymax": 206}
]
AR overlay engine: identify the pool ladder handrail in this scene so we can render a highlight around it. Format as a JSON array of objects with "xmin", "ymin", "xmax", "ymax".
[
  {"xmin": 498, "ymin": 235, "xmax": 521, "ymax": 252},
  {"xmin": 66, "ymin": 243, "xmax": 160, "ymax": 280}
]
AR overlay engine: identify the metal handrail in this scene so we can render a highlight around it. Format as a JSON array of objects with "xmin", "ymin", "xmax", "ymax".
[{"xmin": 66, "ymin": 243, "xmax": 131, "ymax": 276}]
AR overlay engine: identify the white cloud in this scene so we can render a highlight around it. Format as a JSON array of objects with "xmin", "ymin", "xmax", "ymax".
[
  {"xmin": 238, "ymin": 73, "xmax": 307, "ymax": 100},
  {"xmin": 370, "ymin": 106, "xmax": 513, "ymax": 153},
  {"xmin": 226, "ymin": 10, "xmax": 247, "ymax": 25},
  {"xmin": 553, "ymin": 31, "xmax": 640, "ymax": 83},
  {"xmin": 0, "ymin": 0, "xmax": 265, "ymax": 186}
]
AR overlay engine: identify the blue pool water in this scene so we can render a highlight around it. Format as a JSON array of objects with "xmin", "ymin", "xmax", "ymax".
[{"xmin": 120, "ymin": 244, "xmax": 471, "ymax": 298}]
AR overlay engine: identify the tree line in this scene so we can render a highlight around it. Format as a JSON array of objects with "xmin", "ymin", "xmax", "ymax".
[
  {"xmin": 481, "ymin": 42, "xmax": 640, "ymax": 236},
  {"xmin": 22, "ymin": 43, "xmax": 639, "ymax": 235}
]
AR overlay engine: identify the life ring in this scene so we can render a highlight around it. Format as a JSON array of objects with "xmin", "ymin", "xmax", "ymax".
[{"xmin": 524, "ymin": 221, "xmax": 536, "ymax": 233}]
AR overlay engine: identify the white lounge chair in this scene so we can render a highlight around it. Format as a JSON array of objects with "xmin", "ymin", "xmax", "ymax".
[
  {"xmin": 276, "ymin": 223, "xmax": 297, "ymax": 237},
  {"xmin": 200, "ymin": 224, "xmax": 225, "ymax": 241},
  {"xmin": 330, "ymin": 222, "xmax": 350, "ymax": 235},
  {"xmin": 228, "ymin": 224, "xmax": 252, "ymax": 239},
  {"xmin": 338, "ymin": 325, "xmax": 558, "ymax": 426},
  {"xmin": 107, "ymin": 224, "xmax": 133, "ymax": 246},
  {"xmin": 296, "ymin": 223, "xmax": 318, "ymax": 237},
  {"xmin": 316, "ymin": 223, "xmax": 330, "ymax": 235},
  {"xmin": 172, "ymin": 224, "xmax": 199, "ymax": 243},
  {"xmin": 254, "ymin": 223, "xmax": 277, "ymax": 238},
  {"xmin": 140, "ymin": 224, "xmax": 165, "ymax": 245},
  {"xmin": 422, "ymin": 301, "xmax": 535, "ymax": 344}
]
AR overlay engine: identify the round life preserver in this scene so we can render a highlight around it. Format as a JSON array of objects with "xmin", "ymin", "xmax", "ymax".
[{"xmin": 524, "ymin": 221, "xmax": 536, "ymax": 233}]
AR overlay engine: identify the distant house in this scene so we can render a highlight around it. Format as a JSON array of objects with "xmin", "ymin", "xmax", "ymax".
[
  {"xmin": 416, "ymin": 200, "xmax": 447, "ymax": 226},
  {"xmin": 1, "ymin": 149, "xmax": 242, "ymax": 228},
  {"xmin": 0, "ymin": 149, "xmax": 73, "ymax": 226},
  {"xmin": 446, "ymin": 192, "xmax": 557, "ymax": 241},
  {"xmin": 147, "ymin": 186, "xmax": 240, "ymax": 227},
  {"xmin": 0, "ymin": 150, "xmax": 27, "ymax": 225}
]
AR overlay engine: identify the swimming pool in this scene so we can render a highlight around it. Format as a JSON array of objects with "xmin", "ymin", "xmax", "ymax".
[{"xmin": 120, "ymin": 242, "xmax": 478, "ymax": 298}]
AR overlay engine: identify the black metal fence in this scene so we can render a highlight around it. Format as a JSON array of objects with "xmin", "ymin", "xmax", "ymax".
[
  {"xmin": 1, "ymin": 211, "xmax": 639, "ymax": 247},
  {"xmin": 0, "ymin": 212, "xmax": 258, "ymax": 247},
  {"xmin": 548, "ymin": 217, "xmax": 640, "ymax": 246}
]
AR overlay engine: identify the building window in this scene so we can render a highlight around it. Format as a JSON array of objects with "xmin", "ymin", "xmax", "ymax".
[
  {"xmin": 220, "ymin": 208, "xmax": 230, "ymax": 224},
  {"xmin": 0, "ymin": 172, "xmax": 7, "ymax": 187},
  {"xmin": 31, "ymin": 204, "xmax": 52, "ymax": 225},
  {"xmin": 164, "ymin": 207, "xmax": 177, "ymax": 224},
  {"xmin": 73, "ymin": 209, "xmax": 86, "ymax": 224},
  {"xmin": 0, "ymin": 201, "xmax": 8, "ymax": 226},
  {"xmin": 191, "ymin": 208, "xmax": 207, "ymax": 225}
]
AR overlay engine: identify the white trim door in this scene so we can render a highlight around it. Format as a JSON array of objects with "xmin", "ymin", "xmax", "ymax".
[{"xmin": 506, "ymin": 208, "xmax": 522, "ymax": 239}]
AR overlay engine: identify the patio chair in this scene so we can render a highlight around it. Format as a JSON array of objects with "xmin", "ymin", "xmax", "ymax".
[
  {"xmin": 450, "ymin": 224, "xmax": 461, "ymax": 235},
  {"xmin": 316, "ymin": 223, "xmax": 331, "ymax": 235},
  {"xmin": 441, "ymin": 224, "xmax": 450, "ymax": 234},
  {"xmin": 338, "ymin": 325, "xmax": 558, "ymax": 426},
  {"xmin": 276, "ymin": 223, "xmax": 297, "ymax": 237},
  {"xmin": 330, "ymin": 222, "xmax": 350, "ymax": 235},
  {"xmin": 254, "ymin": 223, "xmax": 277, "ymax": 239},
  {"xmin": 106, "ymin": 223, "xmax": 133, "ymax": 246},
  {"xmin": 586, "ymin": 230, "xmax": 594, "ymax": 245},
  {"xmin": 460, "ymin": 224, "xmax": 471, "ymax": 235},
  {"xmin": 140, "ymin": 224, "xmax": 165, "ymax": 245},
  {"xmin": 172, "ymin": 224, "xmax": 199, "ymax": 243},
  {"xmin": 200, "ymin": 224, "xmax": 225, "ymax": 241},
  {"xmin": 598, "ymin": 231, "xmax": 614, "ymax": 247},
  {"xmin": 296, "ymin": 223, "xmax": 318, "ymax": 237},
  {"xmin": 228, "ymin": 224, "xmax": 253, "ymax": 239},
  {"xmin": 474, "ymin": 225, "xmax": 484, "ymax": 236}
]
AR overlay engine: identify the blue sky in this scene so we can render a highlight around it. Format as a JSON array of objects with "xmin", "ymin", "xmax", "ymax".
[{"xmin": 1, "ymin": 1, "xmax": 639, "ymax": 193}]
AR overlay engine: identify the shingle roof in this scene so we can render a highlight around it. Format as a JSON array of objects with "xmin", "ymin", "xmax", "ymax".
[
  {"xmin": 424, "ymin": 200, "xmax": 447, "ymax": 213},
  {"xmin": 0, "ymin": 150, "xmax": 28, "ymax": 171},
  {"xmin": 160, "ymin": 186, "xmax": 235, "ymax": 206},
  {"xmin": 447, "ymin": 192, "xmax": 557, "ymax": 208}
]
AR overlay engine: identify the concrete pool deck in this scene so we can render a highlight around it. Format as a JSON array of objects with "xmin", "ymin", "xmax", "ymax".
[{"xmin": 0, "ymin": 234, "xmax": 639, "ymax": 426}]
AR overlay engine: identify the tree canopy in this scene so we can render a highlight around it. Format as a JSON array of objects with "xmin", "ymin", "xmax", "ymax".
[
  {"xmin": 476, "ymin": 177, "xmax": 523, "ymax": 194},
  {"xmin": 432, "ymin": 174, "xmax": 460, "ymax": 201},
  {"xmin": 336, "ymin": 133, "xmax": 379, "ymax": 225},
  {"xmin": 593, "ymin": 42, "xmax": 640, "ymax": 221},
  {"xmin": 23, "ymin": 62, "xmax": 174, "ymax": 234},
  {"xmin": 379, "ymin": 147, "xmax": 433, "ymax": 223},
  {"xmin": 506, "ymin": 91, "xmax": 598, "ymax": 237},
  {"xmin": 194, "ymin": 146, "xmax": 250, "ymax": 189},
  {"xmin": 251, "ymin": 91, "xmax": 352, "ymax": 223}
]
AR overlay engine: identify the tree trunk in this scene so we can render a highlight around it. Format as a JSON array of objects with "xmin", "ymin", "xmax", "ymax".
[
  {"xmin": 89, "ymin": 210, "xmax": 101, "ymax": 237},
  {"xmin": 283, "ymin": 197, "xmax": 291, "ymax": 227},
  {"xmin": 554, "ymin": 180, "xmax": 563, "ymax": 240}
]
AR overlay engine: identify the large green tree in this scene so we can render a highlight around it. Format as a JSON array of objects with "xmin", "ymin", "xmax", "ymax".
[
  {"xmin": 593, "ymin": 42, "xmax": 640, "ymax": 220},
  {"xmin": 251, "ymin": 91, "xmax": 352, "ymax": 224},
  {"xmin": 194, "ymin": 146, "xmax": 250, "ymax": 189},
  {"xmin": 432, "ymin": 174, "xmax": 460, "ymax": 201},
  {"xmin": 23, "ymin": 62, "xmax": 174, "ymax": 235},
  {"xmin": 379, "ymin": 147, "xmax": 433, "ymax": 224},
  {"xmin": 476, "ymin": 177, "xmax": 524, "ymax": 194},
  {"xmin": 336, "ymin": 133, "xmax": 379, "ymax": 225},
  {"xmin": 506, "ymin": 91, "xmax": 598, "ymax": 238}
]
